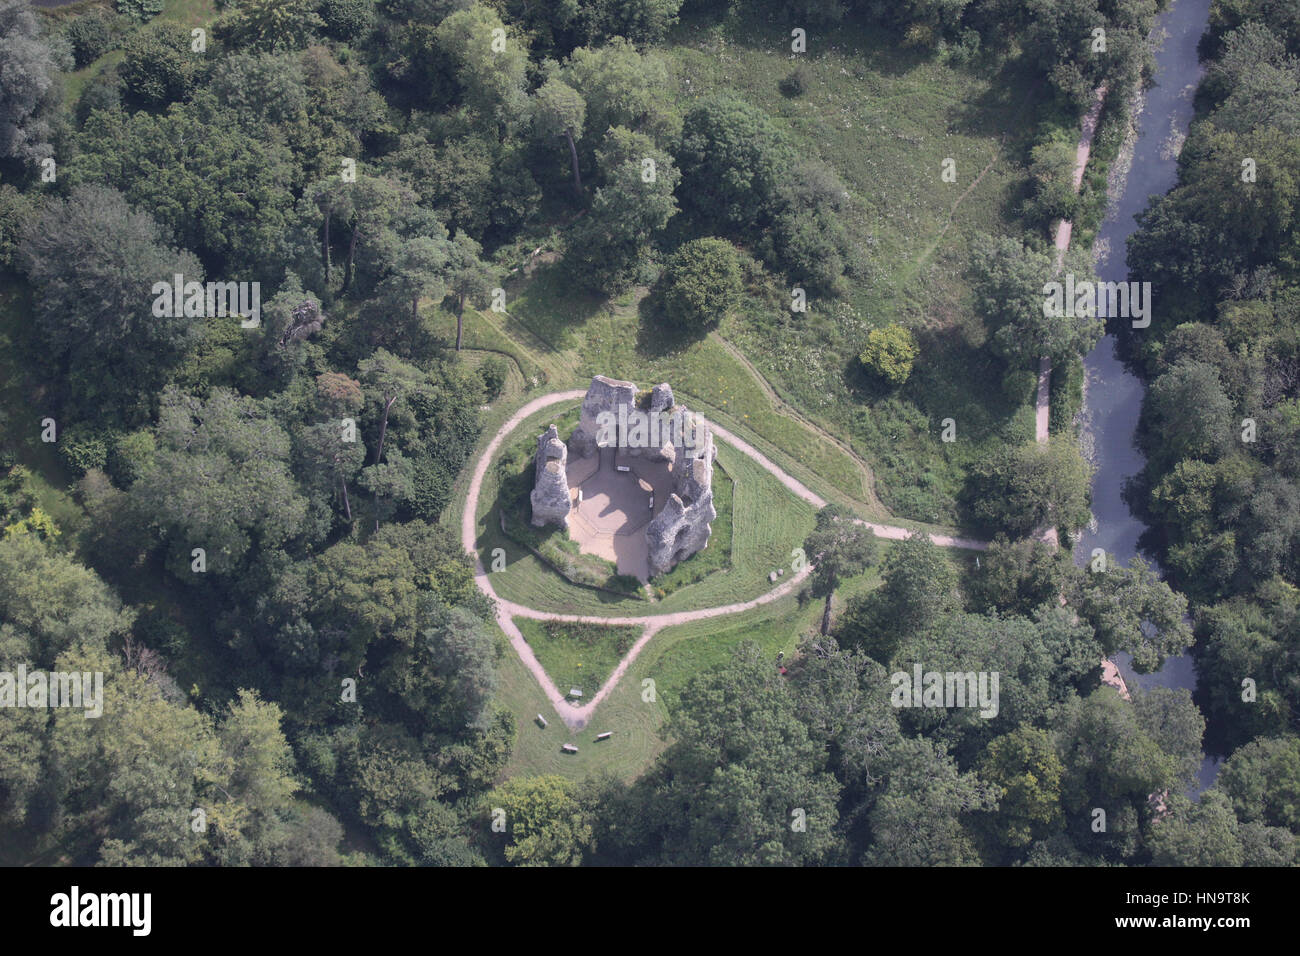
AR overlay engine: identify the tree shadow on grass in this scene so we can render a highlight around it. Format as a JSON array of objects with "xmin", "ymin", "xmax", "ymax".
[
  {"xmin": 504, "ymin": 261, "xmax": 607, "ymax": 353},
  {"xmin": 951, "ymin": 55, "xmax": 1054, "ymax": 147},
  {"xmin": 843, "ymin": 353, "xmax": 895, "ymax": 406},
  {"xmin": 634, "ymin": 287, "xmax": 713, "ymax": 360},
  {"xmin": 710, "ymin": 7, "xmax": 935, "ymax": 80}
]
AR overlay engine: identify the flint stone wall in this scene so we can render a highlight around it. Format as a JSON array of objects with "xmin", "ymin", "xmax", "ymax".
[
  {"xmin": 530, "ymin": 423, "xmax": 571, "ymax": 527},
  {"xmin": 645, "ymin": 422, "xmax": 716, "ymax": 577},
  {"xmin": 570, "ymin": 375, "xmax": 638, "ymax": 459}
]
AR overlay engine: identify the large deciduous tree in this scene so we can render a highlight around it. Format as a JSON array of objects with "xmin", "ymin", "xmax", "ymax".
[
  {"xmin": 966, "ymin": 437, "xmax": 1093, "ymax": 538},
  {"xmin": 70, "ymin": 94, "xmax": 296, "ymax": 277},
  {"xmin": 0, "ymin": 0, "xmax": 71, "ymax": 161},
  {"xmin": 1071, "ymin": 554, "xmax": 1192, "ymax": 672},
  {"xmin": 978, "ymin": 725, "xmax": 1064, "ymax": 851},
  {"xmin": 130, "ymin": 387, "xmax": 311, "ymax": 577},
  {"xmin": 841, "ymin": 531, "xmax": 959, "ymax": 663},
  {"xmin": 444, "ymin": 232, "xmax": 492, "ymax": 351},
  {"xmin": 531, "ymin": 77, "xmax": 586, "ymax": 197},
  {"xmin": 435, "ymin": 4, "xmax": 528, "ymax": 137},
  {"xmin": 215, "ymin": 0, "xmax": 324, "ymax": 53},
  {"xmin": 486, "ymin": 775, "xmax": 593, "ymax": 866},
  {"xmin": 677, "ymin": 93, "xmax": 792, "ymax": 233},
  {"xmin": 560, "ymin": 39, "xmax": 680, "ymax": 149},
  {"xmin": 863, "ymin": 736, "xmax": 997, "ymax": 866},
  {"xmin": 627, "ymin": 642, "xmax": 842, "ymax": 865},
  {"xmin": 1137, "ymin": 360, "xmax": 1237, "ymax": 471},
  {"xmin": 565, "ymin": 126, "xmax": 678, "ymax": 294},
  {"xmin": 969, "ymin": 236, "xmax": 1103, "ymax": 368},
  {"xmin": 803, "ymin": 504, "xmax": 878, "ymax": 634},
  {"xmin": 20, "ymin": 186, "xmax": 202, "ymax": 425}
]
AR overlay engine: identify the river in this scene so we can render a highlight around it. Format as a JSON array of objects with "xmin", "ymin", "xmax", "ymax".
[{"xmin": 1072, "ymin": 0, "xmax": 1220, "ymax": 796}]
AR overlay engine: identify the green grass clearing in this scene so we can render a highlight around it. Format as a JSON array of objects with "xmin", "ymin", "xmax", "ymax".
[
  {"xmin": 497, "ymin": 550, "xmax": 890, "ymax": 783},
  {"xmin": 514, "ymin": 618, "xmax": 640, "ymax": 701}
]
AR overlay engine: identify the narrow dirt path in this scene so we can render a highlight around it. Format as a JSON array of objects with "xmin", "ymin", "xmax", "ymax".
[
  {"xmin": 705, "ymin": 418, "xmax": 988, "ymax": 550},
  {"xmin": 462, "ymin": 390, "xmax": 987, "ymax": 729},
  {"xmin": 912, "ymin": 138, "xmax": 1007, "ymax": 275},
  {"xmin": 1038, "ymin": 86, "xmax": 1108, "ymax": 445},
  {"xmin": 1033, "ymin": 85, "xmax": 1135, "ymax": 696},
  {"xmin": 1036, "ymin": 85, "xmax": 1106, "ymax": 550}
]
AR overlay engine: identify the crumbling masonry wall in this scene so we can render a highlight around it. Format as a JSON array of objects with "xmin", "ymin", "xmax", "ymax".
[
  {"xmin": 531, "ymin": 375, "xmax": 717, "ymax": 576},
  {"xmin": 529, "ymin": 423, "xmax": 571, "ymax": 527},
  {"xmin": 645, "ymin": 426, "xmax": 716, "ymax": 577}
]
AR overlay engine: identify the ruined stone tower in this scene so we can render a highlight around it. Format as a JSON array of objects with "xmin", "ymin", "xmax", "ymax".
[
  {"xmin": 569, "ymin": 374, "xmax": 638, "ymax": 458},
  {"xmin": 529, "ymin": 424, "xmax": 572, "ymax": 527}
]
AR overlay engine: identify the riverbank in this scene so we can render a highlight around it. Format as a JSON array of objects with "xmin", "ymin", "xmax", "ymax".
[{"xmin": 1073, "ymin": 0, "xmax": 1220, "ymax": 797}]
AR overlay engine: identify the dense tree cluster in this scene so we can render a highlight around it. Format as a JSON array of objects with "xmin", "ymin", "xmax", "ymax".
[
  {"xmin": 1111, "ymin": 0, "xmax": 1300, "ymax": 854},
  {"xmin": 0, "ymin": 0, "xmax": 536, "ymax": 866}
]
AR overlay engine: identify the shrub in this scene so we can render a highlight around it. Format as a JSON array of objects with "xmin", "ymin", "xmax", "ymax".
[
  {"xmin": 58, "ymin": 430, "xmax": 109, "ymax": 478},
  {"xmin": 656, "ymin": 238, "xmax": 743, "ymax": 332},
  {"xmin": 858, "ymin": 324, "xmax": 919, "ymax": 386},
  {"xmin": 64, "ymin": 12, "xmax": 116, "ymax": 68},
  {"xmin": 115, "ymin": 0, "xmax": 164, "ymax": 22},
  {"xmin": 479, "ymin": 356, "xmax": 508, "ymax": 400},
  {"xmin": 75, "ymin": 73, "xmax": 123, "ymax": 126},
  {"xmin": 120, "ymin": 25, "xmax": 200, "ymax": 107},
  {"xmin": 768, "ymin": 159, "xmax": 857, "ymax": 296},
  {"xmin": 1003, "ymin": 367, "xmax": 1040, "ymax": 403},
  {"xmin": 1023, "ymin": 131, "xmax": 1082, "ymax": 227},
  {"xmin": 0, "ymin": 185, "xmax": 33, "ymax": 272},
  {"xmin": 108, "ymin": 429, "xmax": 156, "ymax": 487},
  {"xmin": 779, "ymin": 66, "xmax": 809, "ymax": 97},
  {"xmin": 903, "ymin": 23, "xmax": 935, "ymax": 48}
]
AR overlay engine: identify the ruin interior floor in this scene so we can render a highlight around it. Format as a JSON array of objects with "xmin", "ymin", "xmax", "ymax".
[{"xmin": 564, "ymin": 446, "xmax": 675, "ymax": 581}]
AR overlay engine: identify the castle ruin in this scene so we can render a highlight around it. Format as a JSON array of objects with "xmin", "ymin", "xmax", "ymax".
[{"xmin": 528, "ymin": 375, "xmax": 717, "ymax": 578}]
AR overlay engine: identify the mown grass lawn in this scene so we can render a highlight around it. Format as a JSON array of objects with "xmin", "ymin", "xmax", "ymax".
[
  {"xmin": 496, "ymin": 273, "xmax": 877, "ymax": 507},
  {"xmin": 498, "ymin": 552, "xmax": 889, "ymax": 784},
  {"xmin": 496, "ymin": 630, "xmax": 671, "ymax": 783},
  {"xmin": 514, "ymin": 617, "xmax": 640, "ymax": 702},
  {"xmin": 640, "ymin": 545, "xmax": 890, "ymax": 712}
]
